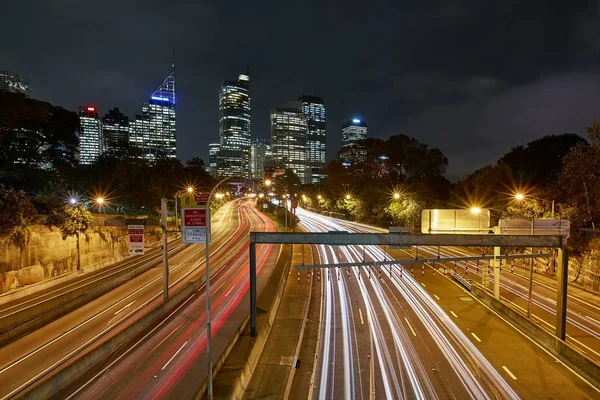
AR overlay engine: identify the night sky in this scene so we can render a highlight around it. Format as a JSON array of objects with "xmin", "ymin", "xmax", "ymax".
[{"xmin": 2, "ymin": 1, "xmax": 600, "ymax": 181}]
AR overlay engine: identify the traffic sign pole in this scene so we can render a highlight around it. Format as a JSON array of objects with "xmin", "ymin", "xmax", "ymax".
[
  {"xmin": 205, "ymin": 199, "xmax": 213, "ymax": 400},
  {"xmin": 161, "ymin": 198, "xmax": 169, "ymax": 301}
]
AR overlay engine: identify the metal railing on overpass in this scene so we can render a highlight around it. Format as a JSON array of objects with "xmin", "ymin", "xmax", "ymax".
[{"xmin": 248, "ymin": 231, "xmax": 569, "ymax": 340}]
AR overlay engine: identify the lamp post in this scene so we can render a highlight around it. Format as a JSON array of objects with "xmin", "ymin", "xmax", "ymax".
[
  {"xmin": 204, "ymin": 177, "xmax": 233, "ymax": 400},
  {"xmin": 514, "ymin": 193, "xmax": 540, "ymax": 318},
  {"xmin": 96, "ymin": 197, "xmax": 104, "ymax": 213},
  {"xmin": 68, "ymin": 198, "xmax": 83, "ymax": 272}
]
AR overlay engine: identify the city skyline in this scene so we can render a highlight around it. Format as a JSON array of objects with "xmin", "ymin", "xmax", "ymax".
[{"xmin": 3, "ymin": 2, "xmax": 600, "ymax": 181}]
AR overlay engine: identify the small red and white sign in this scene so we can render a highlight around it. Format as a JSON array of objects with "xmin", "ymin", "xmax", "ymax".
[
  {"xmin": 128, "ymin": 225, "xmax": 145, "ymax": 255},
  {"xmin": 184, "ymin": 209, "xmax": 207, "ymax": 227}
]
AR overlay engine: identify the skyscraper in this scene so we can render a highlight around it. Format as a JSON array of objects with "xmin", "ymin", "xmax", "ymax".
[
  {"xmin": 341, "ymin": 118, "xmax": 367, "ymax": 145},
  {"xmin": 0, "ymin": 70, "xmax": 30, "ymax": 95},
  {"xmin": 208, "ymin": 143, "xmax": 220, "ymax": 177},
  {"xmin": 300, "ymin": 95, "xmax": 326, "ymax": 183},
  {"xmin": 339, "ymin": 117, "xmax": 368, "ymax": 166},
  {"xmin": 270, "ymin": 102, "xmax": 309, "ymax": 184},
  {"xmin": 218, "ymin": 74, "xmax": 251, "ymax": 179},
  {"xmin": 78, "ymin": 106, "xmax": 103, "ymax": 164},
  {"xmin": 129, "ymin": 63, "xmax": 176, "ymax": 160},
  {"xmin": 102, "ymin": 108, "xmax": 129, "ymax": 155},
  {"xmin": 250, "ymin": 139, "xmax": 271, "ymax": 180}
]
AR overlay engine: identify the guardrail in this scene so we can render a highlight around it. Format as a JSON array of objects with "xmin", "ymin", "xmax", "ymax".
[{"xmin": 451, "ymin": 272, "xmax": 473, "ymax": 291}]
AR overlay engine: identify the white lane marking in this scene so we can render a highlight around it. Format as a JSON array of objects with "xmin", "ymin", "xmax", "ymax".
[
  {"xmin": 114, "ymin": 301, "xmax": 136, "ymax": 315},
  {"xmin": 450, "ymin": 311, "xmax": 458, "ymax": 318},
  {"xmin": 471, "ymin": 333, "xmax": 482, "ymax": 343},
  {"xmin": 162, "ymin": 341, "xmax": 188, "ymax": 371},
  {"xmin": 502, "ymin": 365, "xmax": 517, "ymax": 380},
  {"xmin": 587, "ymin": 315, "xmax": 600, "ymax": 325},
  {"xmin": 433, "ymin": 294, "xmax": 440, "ymax": 300},
  {"xmin": 404, "ymin": 317, "xmax": 417, "ymax": 337},
  {"xmin": 359, "ymin": 308, "xmax": 364, "ymax": 325}
]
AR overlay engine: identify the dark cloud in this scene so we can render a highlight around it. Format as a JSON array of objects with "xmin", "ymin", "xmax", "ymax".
[{"xmin": 2, "ymin": 0, "xmax": 599, "ymax": 180}]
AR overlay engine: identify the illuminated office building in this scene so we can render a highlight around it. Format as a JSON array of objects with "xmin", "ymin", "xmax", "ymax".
[
  {"xmin": 102, "ymin": 108, "xmax": 129, "ymax": 154},
  {"xmin": 0, "ymin": 70, "xmax": 30, "ymax": 95},
  {"xmin": 218, "ymin": 74, "xmax": 251, "ymax": 178},
  {"xmin": 129, "ymin": 63, "xmax": 176, "ymax": 160},
  {"xmin": 270, "ymin": 102, "xmax": 309, "ymax": 184},
  {"xmin": 208, "ymin": 143, "xmax": 220, "ymax": 177},
  {"xmin": 250, "ymin": 139, "xmax": 271, "ymax": 180},
  {"xmin": 341, "ymin": 117, "xmax": 367, "ymax": 145},
  {"xmin": 300, "ymin": 95, "xmax": 326, "ymax": 183},
  {"xmin": 78, "ymin": 106, "xmax": 103, "ymax": 164},
  {"xmin": 339, "ymin": 117, "xmax": 368, "ymax": 166}
]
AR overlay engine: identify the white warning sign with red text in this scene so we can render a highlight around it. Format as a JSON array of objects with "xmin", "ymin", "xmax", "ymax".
[{"xmin": 128, "ymin": 225, "xmax": 145, "ymax": 255}]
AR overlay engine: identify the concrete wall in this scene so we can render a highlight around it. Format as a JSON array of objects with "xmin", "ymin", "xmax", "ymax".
[
  {"xmin": 0, "ymin": 225, "xmax": 163, "ymax": 294},
  {"xmin": 569, "ymin": 250, "xmax": 600, "ymax": 291}
]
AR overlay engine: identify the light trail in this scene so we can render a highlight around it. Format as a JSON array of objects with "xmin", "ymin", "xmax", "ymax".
[{"xmin": 299, "ymin": 208, "xmax": 520, "ymax": 400}]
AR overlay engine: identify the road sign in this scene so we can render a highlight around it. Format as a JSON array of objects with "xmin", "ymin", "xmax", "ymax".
[
  {"xmin": 184, "ymin": 208, "xmax": 206, "ymax": 226},
  {"xmin": 128, "ymin": 225, "xmax": 145, "ymax": 255},
  {"xmin": 499, "ymin": 219, "xmax": 570, "ymax": 238},
  {"xmin": 184, "ymin": 227, "xmax": 208, "ymax": 243},
  {"xmin": 179, "ymin": 192, "xmax": 210, "ymax": 207},
  {"xmin": 421, "ymin": 209, "xmax": 491, "ymax": 234},
  {"xmin": 180, "ymin": 195, "xmax": 211, "ymax": 244}
]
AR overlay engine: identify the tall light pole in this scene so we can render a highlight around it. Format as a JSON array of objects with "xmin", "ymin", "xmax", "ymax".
[
  {"xmin": 204, "ymin": 177, "xmax": 232, "ymax": 400},
  {"xmin": 514, "ymin": 193, "xmax": 539, "ymax": 318}
]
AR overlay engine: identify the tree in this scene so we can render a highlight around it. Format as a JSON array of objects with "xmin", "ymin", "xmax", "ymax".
[
  {"xmin": 559, "ymin": 142, "xmax": 600, "ymax": 230},
  {"xmin": 586, "ymin": 120, "xmax": 600, "ymax": 145},
  {"xmin": 0, "ymin": 186, "xmax": 38, "ymax": 249},
  {"xmin": 0, "ymin": 91, "xmax": 79, "ymax": 168},
  {"xmin": 48, "ymin": 204, "xmax": 94, "ymax": 271},
  {"xmin": 498, "ymin": 133, "xmax": 585, "ymax": 187}
]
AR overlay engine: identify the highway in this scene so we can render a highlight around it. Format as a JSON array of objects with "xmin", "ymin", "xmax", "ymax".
[
  {"xmin": 57, "ymin": 200, "xmax": 280, "ymax": 399},
  {"xmin": 340, "ymin": 220, "xmax": 600, "ymax": 364},
  {"xmin": 0, "ymin": 199, "xmax": 263, "ymax": 399},
  {"xmin": 296, "ymin": 208, "xmax": 599, "ymax": 399}
]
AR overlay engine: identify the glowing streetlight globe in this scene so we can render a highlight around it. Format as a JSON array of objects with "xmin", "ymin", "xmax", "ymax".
[
  {"xmin": 470, "ymin": 207, "xmax": 481, "ymax": 214},
  {"xmin": 264, "ymin": 179, "xmax": 272, "ymax": 186},
  {"xmin": 187, "ymin": 187, "xmax": 194, "ymax": 193},
  {"xmin": 96, "ymin": 197, "xmax": 104, "ymax": 205},
  {"xmin": 345, "ymin": 194, "xmax": 351, "ymax": 200},
  {"xmin": 393, "ymin": 193, "xmax": 400, "ymax": 199},
  {"xmin": 515, "ymin": 193, "xmax": 525, "ymax": 201}
]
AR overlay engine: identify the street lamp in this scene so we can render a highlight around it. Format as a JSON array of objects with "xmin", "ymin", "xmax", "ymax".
[
  {"xmin": 264, "ymin": 179, "xmax": 272, "ymax": 187},
  {"xmin": 345, "ymin": 194, "xmax": 351, "ymax": 200},
  {"xmin": 514, "ymin": 192, "xmax": 554, "ymax": 218},
  {"xmin": 96, "ymin": 197, "xmax": 105, "ymax": 213},
  {"xmin": 393, "ymin": 192, "xmax": 401, "ymax": 200},
  {"xmin": 317, "ymin": 195, "xmax": 322, "ymax": 200},
  {"xmin": 187, "ymin": 186, "xmax": 194, "ymax": 194},
  {"xmin": 470, "ymin": 207, "xmax": 481, "ymax": 214},
  {"xmin": 69, "ymin": 197, "xmax": 77, "ymax": 205}
]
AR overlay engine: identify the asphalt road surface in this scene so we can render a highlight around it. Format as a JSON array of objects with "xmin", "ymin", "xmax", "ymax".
[
  {"xmin": 0, "ymin": 200, "xmax": 258, "ymax": 399},
  {"xmin": 58, "ymin": 200, "xmax": 281, "ymax": 400},
  {"xmin": 297, "ymin": 208, "xmax": 599, "ymax": 399}
]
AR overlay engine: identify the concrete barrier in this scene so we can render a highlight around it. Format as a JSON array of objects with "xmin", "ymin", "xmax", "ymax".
[
  {"xmin": 194, "ymin": 244, "xmax": 293, "ymax": 399},
  {"xmin": 0, "ymin": 244, "xmax": 186, "ymax": 347},
  {"xmin": 472, "ymin": 285, "xmax": 600, "ymax": 388}
]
